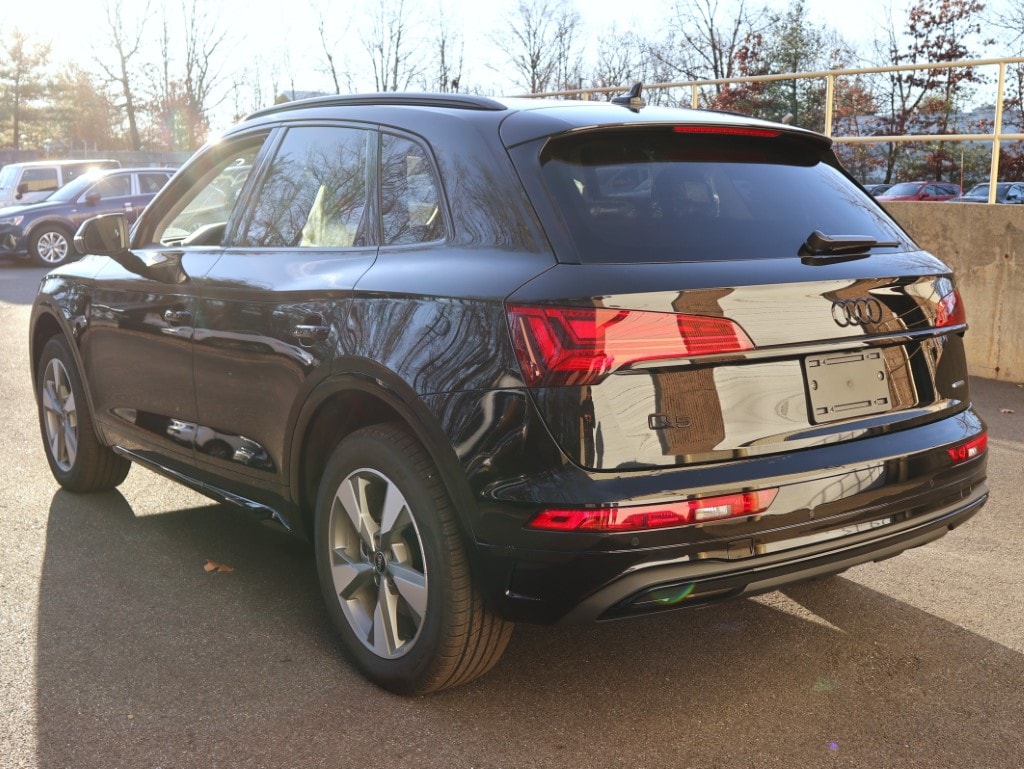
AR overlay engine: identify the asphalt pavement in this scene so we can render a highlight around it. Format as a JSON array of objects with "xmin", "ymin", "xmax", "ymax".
[{"xmin": 2, "ymin": 259, "xmax": 1022, "ymax": 769}]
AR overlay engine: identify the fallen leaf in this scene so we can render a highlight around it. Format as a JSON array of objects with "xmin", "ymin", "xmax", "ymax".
[
  {"xmin": 204, "ymin": 559, "xmax": 235, "ymax": 573},
  {"xmin": 1000, "ymin": 408, "xmax": 1015, "ymax": 414}
]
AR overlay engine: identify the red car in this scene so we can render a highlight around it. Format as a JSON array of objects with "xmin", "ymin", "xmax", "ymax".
[{"xmin": 876, "ymin": 181, "xmax": 962, "ymax": 201}]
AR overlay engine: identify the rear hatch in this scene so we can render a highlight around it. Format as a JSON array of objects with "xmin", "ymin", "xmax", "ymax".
[{"xmin": 504, "ymin": 122, "xmax": 971, "ymax": 470}]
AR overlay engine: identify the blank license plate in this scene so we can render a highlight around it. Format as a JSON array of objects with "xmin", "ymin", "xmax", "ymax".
[{"xmin": 803, "ymin": 350, "xmax": 892, "ymax": 424}]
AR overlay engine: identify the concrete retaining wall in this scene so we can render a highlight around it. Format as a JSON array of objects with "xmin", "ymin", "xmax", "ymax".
[{"xmin": 883, "ymin": 202, "xmax": 1023, "ymax": 384}]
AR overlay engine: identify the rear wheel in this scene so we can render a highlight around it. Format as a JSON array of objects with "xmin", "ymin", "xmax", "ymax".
[
  {"xmin": 314, "ymin": 422, "xmax": 512, "ymax": 694},
  {"xmin": 36, "ymin": 336, "xmax": 130, "ymax": 491},
  {"xmin": 29, "ymin": 225, "xmax": 75, "ymax": 267}
]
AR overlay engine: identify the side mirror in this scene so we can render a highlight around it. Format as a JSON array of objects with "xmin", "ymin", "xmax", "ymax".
[
  {"xmin": 15, "ymin": 182, "xmax": 27, "ymax": 200},
  {"xmin": 75, "ymin": 213, "xmax": 188, "ymax": 284},
  {"xmin": 85, "ymin": 192, "xmax": 102, "ymax": 206},
  {"xmin": 76, "ymin": 213, "xmax": 129, "ymax": 255}
]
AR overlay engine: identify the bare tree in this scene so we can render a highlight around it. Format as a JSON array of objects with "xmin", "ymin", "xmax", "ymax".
[
  {"xmin": 492, "ymin": 0, "xmax": 584, "ymax": 94},
  {"xmin": 181, "ymin": 0, "xmax": 230, "ymax": 148},
  {"xmin": 0, "ymin": 29, "xmax": 50, "ymax": 149},
  {"xmin": 422, "ymin": 12, "xmax": 464, "ymax": 93},
  {"xmin": 589, "ymin": 27, "xmax": 653, "ymax": 99},
  {"xmin": 650, "ymin": 0, "xmax": 771, "ymax": 99},
  {"xmin": 364, "ymin": 0, "xmax": 422, "ymax": 92},
  {"xmin": 313, "ymin": 1, "xmax": 345, "ymax": 94},
  {"xmin": 95, "ymin": 0, "xmax": 150, "ymax": 151}
]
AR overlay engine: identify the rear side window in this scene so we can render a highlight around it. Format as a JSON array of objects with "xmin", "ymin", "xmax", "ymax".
[
  {"xmin": 139, "ymin": 173, "xmax": 170, "ymax": 194},
  {"xmin": 534, "ymin": 128, "xmax": 907, "ymax": 263},
  {"xmin": 380, "ymin": 134, "xmax": 444, "ymax": 246}
]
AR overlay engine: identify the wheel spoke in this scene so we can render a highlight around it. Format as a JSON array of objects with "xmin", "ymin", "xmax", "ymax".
[
  {"xmin": 389, "ymin": 562, "xmax": 427, "ymax": 621},
  {"xmin": 331, "ymin": 551, "xmax": 376, "ymax": 600},
  {"xmin": 372, "ymin": 583, "xmax": 402, "ymax": 657},
  {"xmin": 378, "ymin": 480, "xmax": 408, "ymax": 547},
  {"xmin": 335, "ymin": 475, "xmax": 378, "ymax": 548},
  {"xmin": 62, "ymin": 421, "xmax": 78, "ymax": 467},
  {"xmin": 49, "ymin": 424, "xmax": 64, "ymax": 464},
  {"xmin": 42, "ymin": 381, "xmax": 61, "ymax": 417}
]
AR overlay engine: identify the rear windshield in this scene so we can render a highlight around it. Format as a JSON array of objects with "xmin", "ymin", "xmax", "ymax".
[{"xmin": 533, "ymin": 128, "xmax": 908, "ymax": 263}]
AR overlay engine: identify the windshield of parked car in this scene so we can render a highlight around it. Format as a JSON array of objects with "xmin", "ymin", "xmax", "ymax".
[{"xmin": 534, "ymin": 127, "xmax": 908, "ymax": 263}]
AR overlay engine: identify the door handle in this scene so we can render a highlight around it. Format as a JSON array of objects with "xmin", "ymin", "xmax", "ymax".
[
  {"xmin": 163, "ymin": 308, "xmax": 193, "ymax": 325},
  {"xmin": 293, "ymin": 325, "xmax": 330, "ymax": 342}
]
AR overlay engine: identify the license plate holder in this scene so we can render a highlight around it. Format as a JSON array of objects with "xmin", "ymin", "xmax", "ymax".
[{"xmin": 803, "ymin": 350, "xmax": 891, "ymax": 424}]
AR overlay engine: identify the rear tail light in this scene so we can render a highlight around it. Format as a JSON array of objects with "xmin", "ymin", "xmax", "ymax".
[
  {"xmin": 948, "ymin": 433, "xmax": 987, "ymax": 464},
  {"xmin": 935, "ymin": 288, "xmax": 967, "ymax": 328},
  {"xmin": 527, "ymin": 489, "xmax": 778, "ymax": 533},
  {"xmin": 507, "ymin": 305, "xmax": 753, "ymax": 387}
]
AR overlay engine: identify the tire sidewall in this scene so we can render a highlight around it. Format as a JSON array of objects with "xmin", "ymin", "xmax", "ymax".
[{"xmin": 313, "ymin": 425, "xmax": 462, "ymax": 693}]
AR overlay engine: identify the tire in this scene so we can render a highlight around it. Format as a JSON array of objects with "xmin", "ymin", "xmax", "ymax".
[
  {"xmin": 314, "ymin": 422, "xmax": 513, "ymax": 694},
  {"xmin": 36, "ymin": 336, "xmax": 130, "ymax": 492},
  {"xmin": 29, "ymin": 225, "xmax": 76, "ymax": 267}
]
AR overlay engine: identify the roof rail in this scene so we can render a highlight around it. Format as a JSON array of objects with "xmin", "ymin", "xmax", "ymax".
[{"xmin": 247, "ymin": 92, "xmax": 507, "ymax": 119}]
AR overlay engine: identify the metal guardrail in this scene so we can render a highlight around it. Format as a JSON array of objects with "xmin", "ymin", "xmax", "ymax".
[{"xmin": 526, "ymin": 57, "xmax": 1024, "ymax": 205}]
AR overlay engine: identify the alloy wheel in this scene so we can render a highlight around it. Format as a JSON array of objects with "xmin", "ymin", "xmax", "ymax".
[
  {"xmin": 327, "ymin": 467, "xmax": 428, "ymax": 659},
  {"xmin": 37, "ymin": 231, "xmax": 70, "ymax": 264},
  {"xmin": 41, "ymin": 357, "xmax": 78, "ymax": 472}
]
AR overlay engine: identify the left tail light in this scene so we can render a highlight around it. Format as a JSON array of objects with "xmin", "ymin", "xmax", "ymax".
[{"xmin": 507, "ymin": 304, "xmax": 754, "ymax": 387}]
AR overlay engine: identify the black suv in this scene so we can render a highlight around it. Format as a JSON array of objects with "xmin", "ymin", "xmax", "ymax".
[{"xmin": 30, "ymin": 91, "xmax": 988, "ymax": 694}]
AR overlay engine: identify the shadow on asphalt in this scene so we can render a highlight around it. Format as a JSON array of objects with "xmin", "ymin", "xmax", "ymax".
[{"xmin": 34, "ymin": 487, "xmax": 1023, "ymax": 768}]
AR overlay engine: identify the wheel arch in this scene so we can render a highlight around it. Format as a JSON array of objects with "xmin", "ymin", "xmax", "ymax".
[
  {"xmin": 26, "ymin": 217, "xmax": 75, "ymax": 245},
  {"xmin": 30, "ymin": 307, "xmax": 73, "ymax": 389},
  {"xmin": 290, "ymin": 366, "xmax": 479, "ymax": 550}
]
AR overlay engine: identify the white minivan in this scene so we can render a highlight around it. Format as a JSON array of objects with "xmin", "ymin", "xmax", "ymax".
[{"xmin": 0, "ymin": 159, "xmax": 120, "ymax": 208}]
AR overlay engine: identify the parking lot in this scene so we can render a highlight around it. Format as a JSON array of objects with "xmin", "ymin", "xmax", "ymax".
[{"xmin": 2, "ymin": 259, "xmax": 1022, "ymax": 769}]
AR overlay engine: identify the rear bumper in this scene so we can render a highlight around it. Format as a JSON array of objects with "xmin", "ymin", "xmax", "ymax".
[{"xmin": 561, "ymin": 483, "xmax": 986, "ymax": 622}]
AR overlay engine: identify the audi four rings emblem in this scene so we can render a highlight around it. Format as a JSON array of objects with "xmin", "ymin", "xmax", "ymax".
[{"xmin": 831, "ymin": 298, "xmax": 883, "ymax": 327}]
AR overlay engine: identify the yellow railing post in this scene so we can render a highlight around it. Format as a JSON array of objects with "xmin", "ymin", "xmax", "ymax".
[
  {"xmin": 824, "ymin": 74, "xmax": 835, "ymax": 137},
  {"xmin": 989, "ymin": 62, "xmax": 1006, "ymax": 204}
]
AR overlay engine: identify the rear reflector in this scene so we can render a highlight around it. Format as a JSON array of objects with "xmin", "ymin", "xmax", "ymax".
[
  {"xmin": 527, "ymin": 489, "xmax": 778, "ymax": 532},
  {"xmin": 947, "ymin": 433, "xmax": 987, "ymax": 464},
  {"xmin": 507, "ymin": 305, "xmax": 753, "ymax": 387}
]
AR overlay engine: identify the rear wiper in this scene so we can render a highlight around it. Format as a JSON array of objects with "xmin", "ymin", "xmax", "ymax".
[{"xmin": 800, "ymin": 230, "xmax": 901, "ymax": 261}]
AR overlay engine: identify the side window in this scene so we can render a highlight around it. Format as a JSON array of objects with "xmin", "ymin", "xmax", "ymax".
[
  {"xmin": 241, "ymin": 125, "xmax": 371, "ymax": 248},
  {"xmin": 88, "ymin": 175, "xmax": 131, "ymax": 199},
  {"xmin": 155, "ymin": 138, "xmax": 265, "ymax": 245},
  {"xmin": 139, "ymin": 173, "xmax": 170, "ymax": 194},
  {"xmin": 380, "ymin": 134, "xmax": 444, "ymax": 245},
  {"xmin": 21, "ymin": 167, "xmax": 59, "ymax": 193}
]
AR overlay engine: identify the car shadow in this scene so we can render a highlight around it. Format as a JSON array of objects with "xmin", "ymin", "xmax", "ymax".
[{"xmin": 36, "ymin": 489, "xmax": 1023, "ymax": 769}]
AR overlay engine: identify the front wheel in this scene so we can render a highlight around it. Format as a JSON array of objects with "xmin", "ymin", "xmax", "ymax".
[
  {"xmin": 36, "ymin": 335, "xmax": 130, "ymax": 491},
  {"xmin": 29, "ymin": 225, "xmax": 75, "ymax": 267},
  {"xmin": 314, "ymin": 423, "xmax": 512, "ymax": 694}
]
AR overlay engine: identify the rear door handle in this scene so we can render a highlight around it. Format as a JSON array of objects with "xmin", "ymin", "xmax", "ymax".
[
  {"xmin": 163, "ymin": 308, "xmax": 192, "ymax": 325},
  {"xmin": 293, "ymin": 325, "xmax": 330, "ymax": 342}
]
